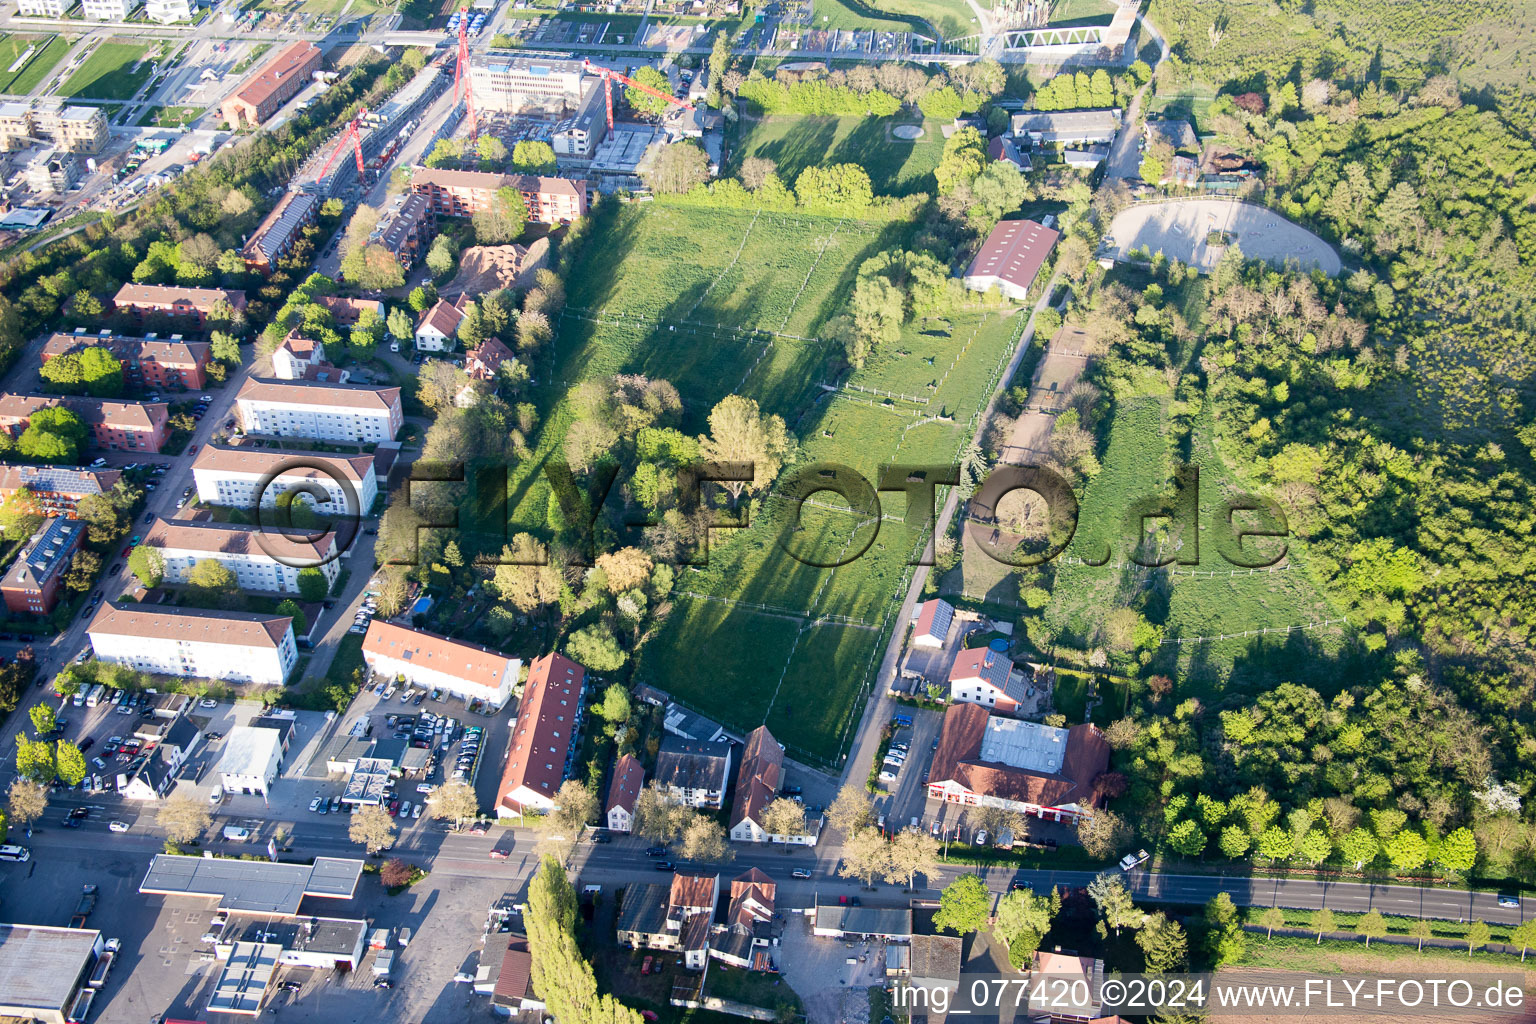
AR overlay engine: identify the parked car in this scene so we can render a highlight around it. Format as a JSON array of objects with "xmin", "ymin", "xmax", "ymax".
[
  {"xmin": 309, "ymin": 798, "xmax": 323, "ymax": 812},
  {"xmin": 1119, "ymin": 849, "xmax": 1150, "ymax": 872},
  {"xmin": 108, "ymin": 821, "xmax": 129, "ymax": 833},
  {"xmin": 78, "ymin": 737, "xmax": 94, "ymax": 752},
  {"xmin": 791, "ymin": 868, "xmax": 812, "ymax": 879}
]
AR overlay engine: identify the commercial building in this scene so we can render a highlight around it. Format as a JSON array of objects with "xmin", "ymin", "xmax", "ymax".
[
  {"xmin": 0, "ymin": 101, "xmax": 108, "ymax": 154},
  {"xmin": 235, "ymin": 377, "xmax": 403, "ymax": 443},
  {"xmin": 87, "ymin": 602, "xmax": 299, "ymax": 686},
  {"xmin": 0, "ymin": 517, "xmax": 84, "ymax": 615},
  {"xmin": 902, "ymin": 934, "xmax": 962, "ymax": 998},
  {"xmin": 812, "ymin": 899, "xmax": 911, "ymax": 941},
  {"xmin": 81, "ymin": 0, "xmax": 138, "ymax": 20},
  {"xmin": 23, "ymin": 147, "xmax": 78, "ymax": 194},
  {"xmin": 191, "ymin": 445, "xmax": 379, "ymax": 512},
  {"xmin": 221, "ymin": 41, "xmax": 324, "ymax": 128},
  {"xmin": 142, "ymin": 518, "xmax": 341, "ymax": 594},
  {"xmin": 962, "ymin": 218, "xmax": 1061, "ymax": 301},
  {"xmin": 217, "ymin": 724, "xmax": 288, "ymax": 796},
  {"xmin": 410, "ymin": 167, "xmax": 588, "ymax": 224},
  {"xmin": 468, "ymin": 51, "xmax": 591, "ymax": 116},
  {"xmin": 241, "ymin": 191, "xmax": 320, "ymax": 273},
  {"xmin": 552, "ymin": 82, "xmax": 608, "ymax": 157},
  {"xmin": 653, "ymin": 736, "xmax": 732, "ymax": 809},
  {"xmin": 495, "ymin": 652, "xmax": 586, "ymax": 816},
  {"xmin": 111, "ymin": 283, "xmax": 247, "ymax": 327},
  {"xmin": 140, "ymin": 854, "xmax": 364, "ymax": 915},
  {"xmin": 360, "ymin": 620, "xmax": 521, "ymax": 708},
  {"xmin": 43, "ymin": 330, "xmax": 214, "ymax": 391},
  {"xmin": 482, "ymin": 935, "xmax": 545, "ymax": 1014},
  {"xmin": 927, "ymin": 703, "xmax": 1110, "ymax": 823},
  {"xmin": 0, "ymin": 463, "xmax": 120, "ymax": 517},
  {"xmin": 0, "ymin": 393, "xmax": 169, "ymax": 452},
  {"xmin": 1009, "ymin": 108, "xmax": 1120, "ymax": 146},
  {"xmin": 144, "ymin": 0, "xmax": 192, "ymax": 21},
  {"xmin": 0, "ymin": 924, "xmax": 103, "ymax": 1024},
  {"xmin": 605, "ymin": 752, "xmax": 644, "ymax": 832},
  {"xmin": 209, "ymin": 915, "xmax": 367, "ymax": 971}
]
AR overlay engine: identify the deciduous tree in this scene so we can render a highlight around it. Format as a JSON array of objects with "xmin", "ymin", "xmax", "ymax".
[
  {"xmin": 7, "ymin": 780, "xmax": 46, "ymax": 830},
  {"xmin": 993, "ymin": 886, "xmax": 1057, "ymax": 967},
  {"xmin": 839, "ymin": 826, "xmax": 891, "ymax": 887},
  {"xmin": 349, "ymin": 804, "xmax": 397, "ymax": 855},
  {"xmin": 826, "ymin": 785, "xmax": 872, "ymax": 835},
  {"xmin": 1086, "ymin": 873, "xmax": 1140, "ymax": 936},
  {"xmin": 14, "ymin": 733, "xmax": 54, "ymax": 782},
  {"xmin": 158, "ymin": 794, "xmax": 211, "ymax": 844},
  {"xmin": 679, "ymin": 813, "xmax": 731, "ymax": 863},
  {"xmin": 934, "ymin": 874, "xmax": 990, "ymax": 936},
  {"xmin": 54, "ymin": 740, "xmax": 86, "ymax": 787},
  {"xmin": 886, "ymin": 829, "xmax": 939, "ymax": 890},
  {"xmin": 700, "ymin": 395, "xmax": 790, "ymax": 505},
  {"xmin": 428, "ymin": 779, "xmax": 480, "ymax": 828}
]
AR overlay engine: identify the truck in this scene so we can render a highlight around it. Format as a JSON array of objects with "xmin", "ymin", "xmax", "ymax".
[
  {"xmin": 373, "ymin": 949, "xmax": 394, "ymax": 977},
  {"xmin": 88, "ymin": 938, "xmax": 120, "ymax": 988},
  {"xmin": 70, "ymin": 885, "xmax": 98, "ymax": 928}
]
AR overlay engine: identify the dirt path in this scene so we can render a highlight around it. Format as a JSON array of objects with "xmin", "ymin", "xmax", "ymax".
[{"xmin": 998, "ymin": 325, "xmax": 1093, "ymax": 465}]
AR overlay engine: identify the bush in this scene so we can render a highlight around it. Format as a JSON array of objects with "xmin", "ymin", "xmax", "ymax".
[{"xmin": 380, "ymin": 857, "xmax": 412, "ymax": 888}]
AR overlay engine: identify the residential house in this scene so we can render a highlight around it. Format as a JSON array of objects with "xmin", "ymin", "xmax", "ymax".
[
  {"xmin": 615, "ymin": 873, "xmax": 719, "ymax": 970},
  {"xmin": 483, "ymin": 934, "xmax": 545, "ymax": 1015},
  {"xmin": 907, "ymin": 934, "xmax": 962, "ymax": 1001},
  {"xmin": 495, "ymin": 652, "xmax": 585, "ymax": 816},
  {"xmin": 111, "ymin": 284, "xmax": 246, "ymax": 328},
  {"xmin": 144, "ymin": 0, "xmax": 192, "ymax": 22},
  {"xmin": 220, "ymin": 42, "xmax": 324, "ymax": 129},
  {"xmin": 241, "ymin": 192, "xmax": 320, "ymax": 273},
  {"xmin": 709, "ymin": 868, "xmax": 779, "ymax": 971},
  {"xmin": 654, "ymin": 737, "xmax": 732, "ymax": 809},
  {"xmin": 414, "ymin": 296, "xmax": 473, "ymax": 352},
  {"xmin": 0, "ymin": 517, "xmax": 83, "ymax": 615},
  {"xmin": 270, "ymin": 331, "xmax": 328, "ymax": 381},
  {"xmin": 0, "ymin": 393, "xmax": 169, "ymax": 453},
  {"xmin": 987, "ymin": 134, "xmax": 1032, "ymax": 172},
  {"xmin": 141, "ymin": 518, "xmax": 341, "ymax": 594},
  {"xmin": 361, "ymin": 620, "xmax": 521, "ymax": 709},
  {"xmin": 234, "ymin": 377, "xmax": 403, "ymax": 443},
  {"xmin": 911, "ymin": 598, "xmax": 954, "ymax": 649},
  {"xmin": 81, "ymin": 0, "xmax": 139, "ymax": 20},
  {"xmin": 1144, "ymin": 118, "xmax": 1197, "ymax": 152},
  {"xmin": 948, "ymin": 646, "xmax": 1029, "ymax": 714},
  {"xmin": 927, "ymin": 703, "xmax": 1110, "ymax": 823},
  {"xmin": 962, "ymin": 219, "xmax": 1061, "ymax": 302},
  {"xmin": 217, "ymin": 724, "xmax": 289, "ymax": 796},
  {"xmin": 1032, "ymin": 949, "xmax": 1106, "ymax": 1022},
  {"xmin": 729, "ymin": 726, "xmax": 799, "ymax": 844},
  {"xmin": 191, "ymin": 445, "xmax": 379, "ymax": 513},
  {"xmin": 118, "ymin": 717, "xmax": 201, "ymax": 801},
  {"xmin": 15, "ymin": 0, "xmax": 77, "ymax": 15},
  {"xmin": 604, "ymin": 753, "xmax": 643, "ymax": 833},
  {"xmin": 372, "ymin": 192, "xmax": 434, "ymax": 269},
  {"xmin": 314, "ymin": 296, "xmax": 384, "ymax": 327},
  {"xmin": 86, "ymin": 603, "xmax": 298, "ymax": 687},
  {"xmin": 42, "ymin": 331, "xmax": 213, "ymax": 391},
  {"xmin": 465, "ymin": 338, "xmax": 514, "ymax": 382}
]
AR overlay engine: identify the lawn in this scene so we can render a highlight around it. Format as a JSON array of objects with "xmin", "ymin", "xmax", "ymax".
[
  {"xmin": 1046, "ymin": 0, "xmax": 1117, "ymax": 24},
  {"xmin": 60, "ymin": 41, "xmax": 155, "ymax": 101},
  {"xmin": 532, "ymin": 202, "xmax": 1025, "ymax": 766},
  {"xmin": 0, "ymin": 34, "xmax": 70, "ymax": 96},
  {"xmin": 732, "ymin": 114, "xmax": 945, "ymax": 198},
  {"xmin": 136, "ymin": 104, "xmax": 204, "ymax": 128},
  {"xmin": 805, "ymin": 0, "xmax": 942, "ymax": 37}
]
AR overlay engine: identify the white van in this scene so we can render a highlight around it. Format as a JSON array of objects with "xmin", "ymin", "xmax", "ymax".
[
  {"xmin": 0, "ymin": 844, "xmax": 31, "ymax": 862},
  {"xmin": 209, "ymin": 786, "xmax": 223, "ymax": 806},
  {"xmin": 222, "ymin": 825, "xmax": 250, "ymax": 842}
]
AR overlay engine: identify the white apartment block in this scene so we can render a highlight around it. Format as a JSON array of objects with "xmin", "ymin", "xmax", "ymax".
[
  {"xmin": 87, "ymin": 603, "xmax": 298, "ymax": 686},
  {"xmin": 143, "ymin": 518, "xmax": 340, "ymax": 595},
  {"xmin": 361, "ymin": 620, "xmax": 521, "ymax": 709},
  {"xmin": 192, "ymin": 445, "xmax": 379, "ymax": 513},
  {"xmin": 235, "ymin": 377, "xmax": 403, "ymax": 443},
  {"xmin": 81, "ymin": 0, "xmax": 139, "ymax": 19},
  {"xmin": 16, "ymin": 0, "xmax": 77, "ymax": 16},
  {"xmin": 144, "ymin": 0, "xmax": 191, "ymax": 21}
]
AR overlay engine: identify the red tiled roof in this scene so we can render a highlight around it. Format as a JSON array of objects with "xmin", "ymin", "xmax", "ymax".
[
  {"xmin": 87, "ymin": 602, "xmax": 292, "ymax": 649},
  {"xmin": 112, "ymin": 283, "xmax": 247, "ymax": 313},
  {"xmin": 42, "ymin": 333, "xmax": 212, "ymax": 368},
  {"xmin": 492, "ymin": 935, "xmax": 532, "ymax": 1005},
  {"xmin": 670, "ymin": 872, "xmax": 717, "ymax": 912},
  {"xmin": 192, "ymin": 444, "xmax": 374, "ymax": 484},
  {"xmin": 361, "ymin": 620, "xmax": 515, "ymax": 689},
  {"xmin": 0, "ymin": 393, "xmax": 168, "ymax": 433},
  {"xmin": 930, "ymin": 703, "xmax": 1109, "ymax": 810},
  {"xmin": 963, "ymin": 219, "xmax": 1061, "ymax": 293},
  {"xmin": 497, "ymin": 653, "xmax": 585, "ymax": 812},
  {"xmin": 277, "ymin": 330, "xmax": 322, "ymax": 359},
  {"xmin": 416, "ymin": 296, "xmax": 471, "ymax": 338},
  {"xmin": 606, "ymin": 753, "xmax": 644, "ymax": 816},
  {"xmin": 143, "ymin": 517, "xmax": 337, "ymax": 564},
  {"xmin": 233, "ymin": 41, "xmax": 322, "ymax": 111},
  {"xmin": 411, "ymin": 166, "xmax": 585, "ymax": 198},
  {"xmin": 913, "ymin": 598, "xmax": 953, "ymax": 641},
  {"xmin": 949, "ymin": 646, "xmax": 1012, "ymax": 689},
  {"xmin": 729, "ymin": 726, "xmax": 783, "ymax": 830}
]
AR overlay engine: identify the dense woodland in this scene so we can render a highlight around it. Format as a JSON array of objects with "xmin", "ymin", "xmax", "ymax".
[{"xmin": 1052, "ymin": 3, "xmax": 1536, "ymax": 880}]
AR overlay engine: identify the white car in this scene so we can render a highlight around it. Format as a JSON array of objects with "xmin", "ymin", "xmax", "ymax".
[
  {"xmin": 108, "ymin": 820, "xmax": 130, "ymax": 833},
  {"xmin": 412, "ymin": 804, "xmax": 422, "ymax": 819},
  {"xmin": 309, "ymin": 798, "xmax": 323, "ymax": 812},
  {"xmin": 1119, "ymin": 849, "xmax": 1150, "ymax": 872},
  {"xmin": 200, "ymin": 699, "xmax": 217, "ymax": 708}
]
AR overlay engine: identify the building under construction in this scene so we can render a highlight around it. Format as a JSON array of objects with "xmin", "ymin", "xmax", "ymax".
[{"xmin": 290, "ymin": 64, "xmax": 448, "ymax": 198}]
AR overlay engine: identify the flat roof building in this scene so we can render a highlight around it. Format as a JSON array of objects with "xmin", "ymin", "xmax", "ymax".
[
  {"xmin": 0, "ymin": 924, "xmax": 102, "ymax": 1024},
  {"xmin": 1010, "ymin": 108, "xmax": 1120, "ymax": 146},
  {"xmin": 208, "ymin": 941, "xmax": 281, "ymax": 1016},
  {"xmin": 139, "ymin": 855, "xmax": 364, "ymax": 915},
  {"xmin": 468, "ymin": 51, "xmax": 591, "ymax": 116}
]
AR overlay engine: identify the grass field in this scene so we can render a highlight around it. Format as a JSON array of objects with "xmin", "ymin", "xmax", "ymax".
[
  {"xmin": 732, "ymin": 114, "xmax": 945, "ymax": 198},
  {"xmin": 1046, "ymin": 0, "xmax": 1117, "ymax": 24},
  {"xmin": 533, "ymin": 202, "xmax": 1025, "ymax": 766},
  {"xmin": 0, "ymin": 34, "xmax": 70, "ymax": 96},
  {"xmin": 137, "ymin": 104, "xmax": 204, "ymax": 128},
  {"xmin": 61, "ymin": 41, "xmax": 156, "ymax": 101}
]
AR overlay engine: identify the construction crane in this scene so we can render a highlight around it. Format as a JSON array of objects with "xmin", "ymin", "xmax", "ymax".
[
  {"xmin": 317, "ymin": 106, "xmax": 369, "ymax": 185},
  {"xmin": 454, "ymin": 5, "xmax": 477, "ymax": 144},
  {"xmin": 581, "ymin": 59, "xmax": 693, "ymax": 135}
]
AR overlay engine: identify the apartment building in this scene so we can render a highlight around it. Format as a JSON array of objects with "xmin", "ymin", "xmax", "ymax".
[
  {"xmin": 111, "ymin": 283, "xmax": 246, "ymax": 327},
  {"xmin": 144, "ymin": 0, "xmax": 192, "ymax": 21},
  {"xmin": 221, "ymin": 41, "xmax": 324, "ymax": 129},
  {"xmin": 361, "ymin": 621, "xmax": 521, "ymax": 709},
  {"xmin": 42, "ymin": 331, "xmax": 213, "ymax": 391},
  {"xmin": 241, "ymin": 191, "xmax": 320, "ymax": 273},
  {"xmin": 87, "ymin": 603, "xmax": 298, "ymax": 687},
  {"xmin": 410, "ymin": 167, "xmax": 588, "ymax": 225},
  {"xmin": 0, "ymin": 393, "xmax": 169, "ymax": 452},
  {"xmin": 495, "ymin": 653, "xmax": 586, "ymax": 816},
  {"xmin": 468, "ymin": 51, "xmax": 590, "ymax": 117},
  {"xmin": 191, "ymin": 445, "xmax": 379, "ymax": 512},
  {"xmin": 23, "ymin": 148, "xmax": 78, "ymax": 193},
  {"xmin": 235, "ymin": 378, "xmax": 402, "ymax": 443},
  {"xmin": 0, "ymin": 463, "xmax": 120, "ymax": 518},
  {"xmin": 142, "ymin": 518, "xmax": 341, "ymax": 594},
  {"xmin": 313, "ymin": 296, "xmax": 383, "ymax": 327},
  {"xmin": 81, "ymin": 0, "xmax": 138, "ymax": 20},
  {"xmin": 15, "ymin": 0, "xmax": 78, "ymax": 15},
  {"xmin": 0, "ymin": 517, "xmax": 84, "ymax": 615},
  {"xmin": 0, "ymin": 101, "xmax": 108, "ymax": 155},
  {"xmin": 372, "ymin": 192, "xmax": 433, "ymax": 269}
]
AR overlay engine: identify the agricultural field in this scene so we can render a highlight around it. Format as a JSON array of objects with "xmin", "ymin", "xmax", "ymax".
[
  {"xmin": 0, "ymin": 34, "xmax": 70, "ymax": 96},
  {"xmin": 60, "ymin": 41, "xmax": 157, "ymax": 101},
  {"xmin": 535, "ymin": 202, "xmax": 1025, "ymax": 766},
  {"xmin": 731, "ymin": 114, "xmax": 945, "ymax": 198}
]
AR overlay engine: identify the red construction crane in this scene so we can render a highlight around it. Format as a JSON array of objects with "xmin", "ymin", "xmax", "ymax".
[
  {"xmin": 318, "ymin": 106, "xmax": 368, "ymax": 183},
  {"xmin": 581, "ymin": 59, "xmax": 693, "ymax": 134},
  {"xmin": 455, "ymin": 5, "xmax": 477, "ymax": 144}
]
